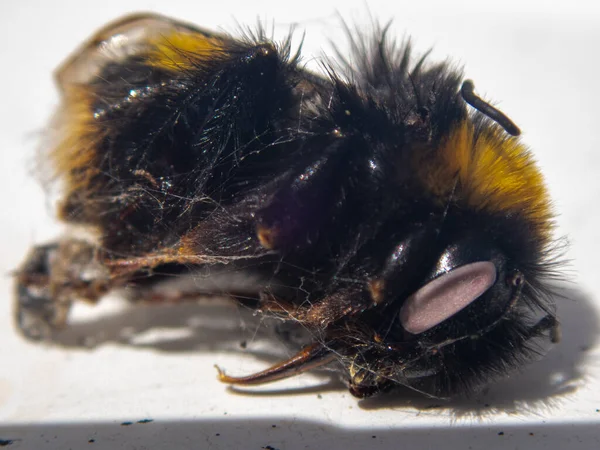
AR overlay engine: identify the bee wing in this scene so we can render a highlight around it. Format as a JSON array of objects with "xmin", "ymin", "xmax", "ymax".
[{"xmin": 55, "ymin": 12, "xmax": 233, "ymax": 92}]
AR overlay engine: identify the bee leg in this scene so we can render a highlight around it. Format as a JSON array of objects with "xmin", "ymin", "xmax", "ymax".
[
  {"xmin": 14, "ymin": 239, "xmax": 112, "ymax": 340},
  {"xmin": 257, "ymin": 288, "xmax": 367, "ymax": 326},
  {"xmin": 216, "ymin": 342, "xmax": 337, "ymax": 386},
  {"xmin": 256, "ymin": 291, "xmax": 306, "ymax": 317},
  {"xmin": 348, "ymin": 382, "xmax": 386, "ymax": 399},
  {"xmin": 528, "ymin": 314, "xmax": 561, "ymax": 344}
]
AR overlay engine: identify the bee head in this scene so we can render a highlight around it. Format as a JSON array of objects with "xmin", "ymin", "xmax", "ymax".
[{"xmin": 339, "ymin": 210, "xmax": 559, "ymax": 398}]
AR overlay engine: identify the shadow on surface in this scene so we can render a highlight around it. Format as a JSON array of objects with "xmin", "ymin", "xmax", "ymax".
[
  {"xmin": 34, "ymin": 283, "xmax": 600, "ymax": 415},
  {"xmin": 1, "ymin": 417, "xmax": 599, "ymax": 450}
]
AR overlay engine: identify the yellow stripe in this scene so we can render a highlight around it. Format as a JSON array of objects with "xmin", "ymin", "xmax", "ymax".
[
  {"xmin": 415, "ymin": 120, "xmax": 552, "ymax": 242},
  {"xmin": 50, "ymin": 86, "xmax": 103, "ymax": 192},
  {"xmin": 146, "ymin": 31, "xmax": 226, "ymax": 71}
]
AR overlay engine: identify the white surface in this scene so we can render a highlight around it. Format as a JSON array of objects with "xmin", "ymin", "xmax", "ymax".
[{"xmin": 1, "ymin": 1, "xmax": 599, "ymax": 449}]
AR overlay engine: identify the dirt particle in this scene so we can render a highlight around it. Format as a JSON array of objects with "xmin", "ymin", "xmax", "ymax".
[
  {"xmin": 498, "ymin": 432, "xmax": 504, "ymax": 436},
  {"xmin": 137, "ymin": 419, "xmax": 153, "ymax": 424},
  {"xmin": 120, "ymin": 422, "xmax": 133, "ymax": 426},
  {"xmin": 0, "ymin": 440, "xmax": 14, "ymax": 447}
]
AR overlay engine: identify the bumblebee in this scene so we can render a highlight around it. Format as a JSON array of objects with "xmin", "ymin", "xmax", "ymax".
[{"xmin": 15, "ymin": 13, "xmax": 561, "ymax": 399}]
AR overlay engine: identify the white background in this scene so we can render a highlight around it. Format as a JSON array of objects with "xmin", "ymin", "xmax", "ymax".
[{"xmin": 1, "ymin": 1, "xmax": 599, "ymax": 449}]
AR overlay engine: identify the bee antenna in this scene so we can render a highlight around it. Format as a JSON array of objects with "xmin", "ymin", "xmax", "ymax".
[{"xmin": 461, "ymin": 80, "xmax": 521, "ymax": 136}]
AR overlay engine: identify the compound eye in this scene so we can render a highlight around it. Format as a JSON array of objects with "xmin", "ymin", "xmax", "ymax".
[{"xmin": 399, "ymin": 261, "xmax": 497, "ymax": 334}]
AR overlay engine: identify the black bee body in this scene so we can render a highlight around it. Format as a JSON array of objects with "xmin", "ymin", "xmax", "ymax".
[{"xmin": 15, "ymin": 13, "xmax": 559, "ymax": 399}]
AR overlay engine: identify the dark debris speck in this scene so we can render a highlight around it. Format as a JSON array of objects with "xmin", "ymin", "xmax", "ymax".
[
  {"xmin": 120, "ymin": 422, "xmax": 133, "ymax": 426},
  {"xmin": 262, "ymin": 446, "xmax": 278, "ymax": 450},
  {"xmin": 498, "ymin": 432, "xmax": 505, "ymax": 436},
  {"xmin": 529, "ymin": 433, "xmax": 534, "ymax": 436},
  {"xmin": 137, "ymin": 419, "xmax": 153, "ymax": 424},
  {"xmin": 0, "ymin": 440, "xmax": 14, "ymax": 447},
  {"xmin": 88, "ymin": 439, "xmax": 95, "ymax": 443},
  {"xmin": 215, "ymin": 433, "xmax": 220, "ymax": 437},
  {"xmin": 317, "ymin": 394, "xmax": 322, "ymax": 399},
  {"xmin": 372, "ymin": 435, "xmax": 377, "ymax": 439}
]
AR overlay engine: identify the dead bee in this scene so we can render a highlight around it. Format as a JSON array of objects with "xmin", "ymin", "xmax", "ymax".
[{"xmin": 15, "ymin": 13, "xmax": 561, "ymax": 399}]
